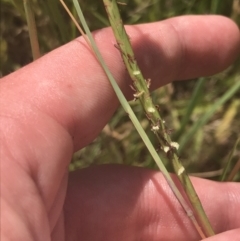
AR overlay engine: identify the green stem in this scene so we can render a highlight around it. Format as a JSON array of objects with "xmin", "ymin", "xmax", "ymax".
[
  {"xmin": 23, "ymin": 0, "xmax": 40, "ymax": 60},
  {"xmin": 220, "ymin": 137, "xmax": 240, "ymax": 181},
  {"xmin": 103, "ymin": 0, "xmax": 215, "ymax": 237},
  {"xmin": 179, "ymin": 80, "xmax": 240, "ymax": 154},
  {"xmin": 173, "ymin": 77, "xmax": 206, "ymax": 141},
  {"xmin": 45, "ymin": 0, "xmax": 70, "ymax": 43}
]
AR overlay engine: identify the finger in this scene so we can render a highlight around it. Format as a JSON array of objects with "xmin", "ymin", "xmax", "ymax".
[
  {"xmin": 64, "ymin": 165, "xmax": 240, "ymax": 241},
  {"xmin": 204, "ymin": 229, "xmax": 240, "ymax": 241},
  {"xmin": 1, "ymin": 16, "xmax": 239, "ymax": 151}
]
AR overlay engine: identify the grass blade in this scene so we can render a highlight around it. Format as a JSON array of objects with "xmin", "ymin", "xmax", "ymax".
[
  {"xmin": 220, "ymin": 137, "xmax": 240, "ymax": 181},
  {"xmin": 44, "ymin": 0, "xmax": 70, "ymax": 42},
  {"xmin": 227, "ymin": 159, "xmax": 240, "ymax": 181},
  {"xmin": 23, "ymin": 0, "xmax": 40, "ymax": 60},
  {"xmin": 173, "ymin": 77, "xmax": 206, "ymax": 141},
  {"xmin": 179, "ymin": 79, "xmax": 240, "ymax": 153}
]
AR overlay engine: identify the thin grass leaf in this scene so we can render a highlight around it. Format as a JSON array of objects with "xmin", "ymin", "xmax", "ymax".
[
  {"xmin": 23, "ymin": 0, "xmax": 40, "ymax": 60},
  {"xmin": 215, "ymin": 99, "xmax": 239, "ymax": 143},
  {"xmin": 91, "ymin": 11, "xmax": 109, "ymax": 26},
  {"xmin": 220, "ymin": 137, "xmax": 240, "ymax": 181},
  {"xmin": 173, "ymin": 77, "xmax": 206, "ymax": 141},
  {"xmin": 179, "ymin": 79, "xmax": 240, "ymax": 153},
  {"xmin": 11, "ymin": 0, "xmax": 25, "ymax": 17},
  {"xmin": 47, "ymin": 0, "xmax": 70, "ymax": 42},
  {"xmin": 227, "ymin": 159, "xmax": 240, "ymax": 181}
]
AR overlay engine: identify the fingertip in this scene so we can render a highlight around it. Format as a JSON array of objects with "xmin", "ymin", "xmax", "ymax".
[
  {"xmin": 213, "ymin": 15, "xmax": 240, "ymax": 66},
  {"xmin": 166, "ymin": 15, "xmax": 240, "ymax": 79}
]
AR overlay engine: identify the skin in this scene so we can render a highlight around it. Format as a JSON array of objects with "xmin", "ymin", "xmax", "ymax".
[{"xmin": 1, "ymin": 15, "xmax": 240, "ymax": 241}]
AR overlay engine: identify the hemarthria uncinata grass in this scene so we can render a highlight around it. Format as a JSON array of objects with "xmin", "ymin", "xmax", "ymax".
[
  {"xmin": 60, "ymin": 0, "xmax": 214, "ymax": 238},
  {"xmin": 103, "ymin": 0, "xmax": 215, "ymax": 237}
]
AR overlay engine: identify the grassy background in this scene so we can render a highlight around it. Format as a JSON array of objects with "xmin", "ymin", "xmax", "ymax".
[{"xmin": 1, "ymin": 0, "xmax": 240, "ymax": 180}]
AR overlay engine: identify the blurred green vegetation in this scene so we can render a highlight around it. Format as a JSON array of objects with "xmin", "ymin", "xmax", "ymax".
[{"xmin": 1, "ymin": 0, "xmax": 240, "ymax": 180}]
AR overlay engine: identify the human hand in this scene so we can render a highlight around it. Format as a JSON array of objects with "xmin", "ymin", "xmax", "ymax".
[{"xmin": 1, "ymin": 15, "xmax": 240, "ymax": 241}]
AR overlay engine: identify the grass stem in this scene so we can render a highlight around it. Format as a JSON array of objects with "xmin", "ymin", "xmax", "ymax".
[
  {"xmin": 23, "ymin": 0, "xmax": 40, "ymax": 60},
  {"xmin": 102, "ymin": 0, "xmax": 215, "ymax": 237}
]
